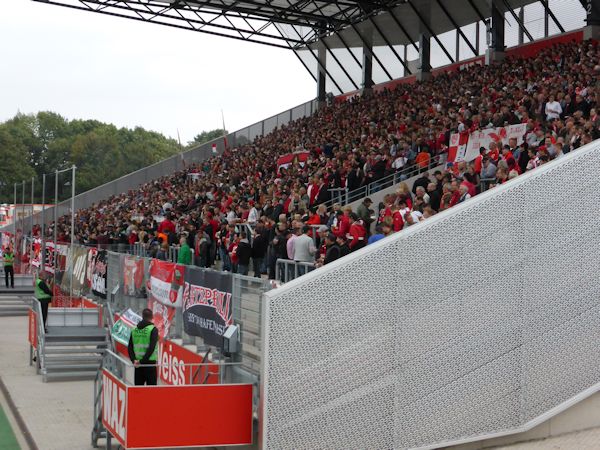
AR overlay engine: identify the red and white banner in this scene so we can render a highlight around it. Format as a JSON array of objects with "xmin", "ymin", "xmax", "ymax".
[
  {"xmin": 447, "ymin": 132, "xmax": 469, "ymax": 163},
  {"xmin": 31, "ymin": 238, "xmax": 42, "ymax": 268},
  {"xmin": 465, "ymin": 124, "xmax": 527, "ymax": 161},
  {"xmin": 147, "ymin": 260, "xmax": 185, "ymax": 339},
  {"xmin": 447, "ymin": 124, "xmax": 528, "ymax": 164},
  {"xmin": 102, "ymin": 369, "xmax": 128, "ymax": 448},
  {"xmin": 277, "ymin": 151, "xmax": 310, "ymax": 171},
  {"xmin": 86, "ymin": 247, "xmax": 98, "ymax": 288},
  {"xmin": 44, "ymin": 241, "xmax": 55, "ymax": 274},
  {"xmin": 158, "ymin": 339, "xmax": 219, "ymax": 386},
  {"xmin": 28, "ymin": 309, "xmax": 37, "ymax": 349}
]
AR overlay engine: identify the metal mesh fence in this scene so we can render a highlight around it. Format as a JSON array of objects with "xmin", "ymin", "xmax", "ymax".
[
  {"xmin": 47, "ymin": 243, "xmax": 272, "ymax": 384},
  {"xmin": 261, "ymin": 139, "xmax": 600, "ymax": 449}
]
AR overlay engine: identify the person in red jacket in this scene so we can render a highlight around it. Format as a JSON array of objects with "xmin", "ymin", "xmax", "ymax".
[
  {"xmin": 333, "ymin": 209, "xmax": 351, "ymax": 238},
  {"xmin": 347, "ymin": 213, "xmax": 367, "ymax": 252},
  {"xmin": 158, "ymin": 213, "xmax": 176, "ymax": 234},
  {"xmin": 391, "ymin": 204, "xmax": 405, "ymax": 232}
]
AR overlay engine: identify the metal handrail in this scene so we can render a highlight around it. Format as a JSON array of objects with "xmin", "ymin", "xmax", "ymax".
[
  {"xmin": 323, "ymin": 154, "xmax": 445, "ymax": 209},
  {"xmin": 30, "ymin": 297, "xmax": 46, "ymax": 373},
  {"xmin": 275, "ymin": 258, "xmax": 316, "ymax": 283}
]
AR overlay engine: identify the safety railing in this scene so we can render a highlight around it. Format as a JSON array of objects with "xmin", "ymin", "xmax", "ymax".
[
  {"xmin": 479, "ymin": 177, "xmax": 496, "ymax": 192},
  {"xmin": 29, "ymin": 298, "xmax": 46, "ymax": 374},
  {"xmin": 275, "ymin": 259, "xmax": 316, "ymax": 283},
  {"xmin": 324, "ymin": 153, "xmax": 445, "ymax": 208}
]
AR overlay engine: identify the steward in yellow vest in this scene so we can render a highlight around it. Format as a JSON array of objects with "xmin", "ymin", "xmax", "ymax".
[{"xmin": 127, "ymin": 308, "xmax": 159, "ymax": 385}]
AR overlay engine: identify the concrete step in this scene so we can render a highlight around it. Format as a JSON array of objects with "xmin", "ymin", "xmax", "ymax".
[
  {"xmin": 44, "ymin": 370, "xmax": 98, "ymax": 382},
  {"xmin": 45, "ymin": 362, "xmax": 102, "ymax": 371},
  {"xmin": 45, "ymin": 354, "xmax": 103, "ymax": 362},
  {"xmin": 45, "ymin": 340, "xmax": 108, "ymax": 347},
  {"xmin": 44, "ymin": 347, "xmax": 106, "ymax": 354},
  {"xmin": 0, "ymin": 289, "xmax": 34, "ymax": 294}
]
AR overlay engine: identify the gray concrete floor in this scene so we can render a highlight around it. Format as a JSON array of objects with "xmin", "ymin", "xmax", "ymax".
[{"xmin": 0, "ymin": 315, "xmax": 97, "ymax": 450}]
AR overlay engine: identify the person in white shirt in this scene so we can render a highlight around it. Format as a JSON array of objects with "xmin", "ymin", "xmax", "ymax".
[
  {"xmin": 545, "ymin": 95, "xmax": 562, "ymax": 121},
  {"xmin": 247, "ymin": 202, "xmax": 259, "ymax": 224},
  {"xmin": 392, "ymin": 154, "xmax": 407, "ymax": 170}
]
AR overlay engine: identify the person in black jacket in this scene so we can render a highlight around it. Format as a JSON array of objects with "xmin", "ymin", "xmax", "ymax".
[
  {"xmin": 236, "ymin": 232, "xmax": 252, "ymax": 276},
  {"xmin": 269, "ymin": 226, "xmax": 289, "ymax": 280},
  {"xmin": 323, "ymin": 234, "xmax": 341, "ymax": 265},
  {"xmin": 251, "ymin": 225, "xmax": 268, "ymax": 278},
  {"xmin": 128, "ymin": 309, "xmax": 159, "ymax": 386}
]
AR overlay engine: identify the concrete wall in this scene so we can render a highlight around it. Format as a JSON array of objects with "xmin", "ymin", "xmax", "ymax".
[{"xmin": 448, "ymin": 391, "xmax": 600, "ymax": 449}]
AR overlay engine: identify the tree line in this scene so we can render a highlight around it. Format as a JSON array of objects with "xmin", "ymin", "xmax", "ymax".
[{"xmin": 0, "ymin": 111, "xmax": 225, "ymax": 204}]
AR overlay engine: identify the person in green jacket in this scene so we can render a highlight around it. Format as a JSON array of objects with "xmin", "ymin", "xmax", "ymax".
[
  {"xmin": 177, "ymin": 235, "xmax": 192, "ymax": 266},
  {"xmin": 3, "ymin": 246, "xmax": 14, "ymax": 289}
]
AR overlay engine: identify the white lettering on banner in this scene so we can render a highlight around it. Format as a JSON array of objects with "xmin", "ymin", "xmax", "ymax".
[
  {"xmin": 182, "ymin": 282, "xmax": 232, "ymax": 324},
  {"xmin": 73, "ymin": 254, "xmax": 86, "ymax": 287},
  {"xmin": 102, "ymin": 373, "xmax": 126, "ymax": 442},
  {"xmin": 158, "ymin": 342, "xmax": 187, "ymax": 385}
]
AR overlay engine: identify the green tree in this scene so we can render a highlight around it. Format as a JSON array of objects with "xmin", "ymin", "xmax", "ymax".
[
  {"xmin": 0, "ymin": 112, "xmax": 181, "ymax": 203},
  {"xmin": 0, "ymin": 125, "xmax": 36, "ymax": 202},
  {"xmin": 187, "ymin": 129, "xmax": 227, "ymax": 147}
]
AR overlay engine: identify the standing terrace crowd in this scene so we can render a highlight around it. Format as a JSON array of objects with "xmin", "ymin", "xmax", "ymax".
[{"xmin": 42, "ymin": 39, "xmax": 599, "ymax": 279}]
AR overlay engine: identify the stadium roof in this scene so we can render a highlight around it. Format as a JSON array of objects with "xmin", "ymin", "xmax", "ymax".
[{"xmin": 33, "ymin": 0, "xmax": 556, "ymax": 50}]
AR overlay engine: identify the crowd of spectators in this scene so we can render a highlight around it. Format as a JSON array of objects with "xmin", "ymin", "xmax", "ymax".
[{"xmin": 43, "ymin": 39, "xmax": 599, "ymax": 279}]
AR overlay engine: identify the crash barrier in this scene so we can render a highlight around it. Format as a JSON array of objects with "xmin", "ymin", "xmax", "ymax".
[
  {"xmin": 261, "ymin": 139, "xmax": 600, "ymax": 449},
  {"xmin": 93, "ymin": 350, "xmax": 254, "ymax": 449},
  {"xmin": 275, "ymin": 259, "xmax": 316, "ymax": 283}
]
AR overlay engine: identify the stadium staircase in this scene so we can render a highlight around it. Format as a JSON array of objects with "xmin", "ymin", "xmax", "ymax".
[
  {"xmin": 35, "ymin": 306, "xmax": 108, "ymax": 382},
  {"xmin": 0, "ymin": 275, "xmax": 33, "ymax": 316}
]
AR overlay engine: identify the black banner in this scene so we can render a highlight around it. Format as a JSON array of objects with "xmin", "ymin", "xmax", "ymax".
[
  {"xmin": 182, "ymin": 269, "xmax": 233, "ymax": 347},
  {"xmin": 91, "ymin": 249, "xmax": 108, "ymax": 299}
]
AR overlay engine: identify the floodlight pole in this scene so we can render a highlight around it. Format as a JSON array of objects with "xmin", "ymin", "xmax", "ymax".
[
  {"xmin": 54, "ymin": 170, "xmax": 59, "ymax": 289},
  {"xmin": 69, "ymin": 165, "xmax": 76, "ymax": 300},
  {"xmin": 41, "ymin": 173, "xmax": 46, "ymax": 265},
  {"xmin": 31, "ymin": 177, "xmax": 35, "ymax": 239},
  {"xmin": 13, "ymin": 183, "xmax": 17, "ymax": 250}
]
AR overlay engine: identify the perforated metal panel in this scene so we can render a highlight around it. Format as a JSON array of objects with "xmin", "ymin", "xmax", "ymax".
[{"xmin": 261, "ymin": 139, "xmax": 600, "ymax": 449}]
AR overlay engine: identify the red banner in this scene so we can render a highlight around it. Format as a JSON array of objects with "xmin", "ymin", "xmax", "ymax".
[
  {"xmin": 147, "ymin": 260, "xmax": 185, "ymax": 339},
  {"xmin": 28, "ymin": 310, "xmax": 37, "ymax": 349},
  {"xmin": 126, "ymin": 384, "xmax": 253, "ymax": 448},
  {"xmin": 158, "ymin": 339, "xmax": 219, "ymax": 386},
  {"xmin": 102, "ymin": 370, "xmax": 128, "ymax": 448}
]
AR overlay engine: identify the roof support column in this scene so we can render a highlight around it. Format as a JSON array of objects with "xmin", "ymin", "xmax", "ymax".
[
  {"xmin": 317, "ymin": 38, "xmax": 327, "ymax": 105},
  {"xmin": 361, "ymin": 22, "xmax": 374, "ymax": 91},
  {"xmin": 485, "ymin": 0, "xmax": 505, "ymax": 64},
  {"xmin": 518, "ymin": 7, "xmax": 525, "ymax": 45},
  {"xmin": 417, "ymin": 32, "xmax": 431, "ymax": 81},
  {"xmin": 584, "ymin": 0, "xmax": 600, "ymax": 40}
]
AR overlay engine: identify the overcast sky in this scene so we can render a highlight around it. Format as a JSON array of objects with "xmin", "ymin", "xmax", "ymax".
[{"xmin": 0, "ymin": 0, "xmax": 315, "ymax": 143}]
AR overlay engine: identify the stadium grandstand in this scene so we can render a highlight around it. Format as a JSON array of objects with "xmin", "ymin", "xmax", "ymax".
[{"xmin": 0, "ymin": 0, "xmax": 599, "ymax": 449}]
